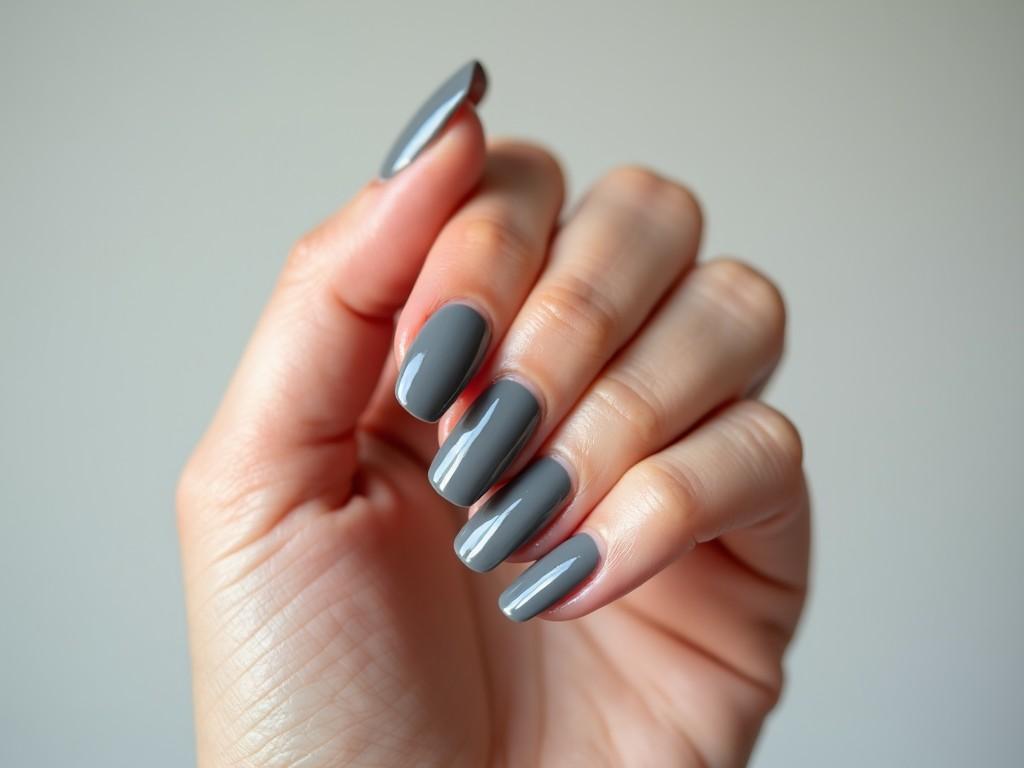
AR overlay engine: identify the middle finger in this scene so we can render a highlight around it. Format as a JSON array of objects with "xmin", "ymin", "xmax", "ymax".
[{"xmin": 430, "ymin": 167, "xmax": 702, "ymax": 507}]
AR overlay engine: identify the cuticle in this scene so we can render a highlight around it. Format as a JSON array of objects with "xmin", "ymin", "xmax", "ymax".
[
  {"xmin": 577, "ymin": 529, "xmax": 606, "ymax": 561},
  {"xmin": 438, "ymin": 297, "xmax": 494, "ymax": 335},
  {"xmin": 491, "ymin": 372, "xmax": 546, "ymax": 424},
  {"xmin": 543, "ymin": 451, "xmax": 578, "ymax": 502},
  {"xmin": 400, "ymin": 297, "xmax": 493, "ymax": 364},
  {"xmin": 541, "ymin": 537, "xmax": 604, "ymax": 617}
]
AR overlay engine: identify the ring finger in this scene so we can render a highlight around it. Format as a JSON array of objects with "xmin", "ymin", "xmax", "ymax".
[{"xmin": 453, "ymin": 257, "xmax": 785, "ymax": 572}]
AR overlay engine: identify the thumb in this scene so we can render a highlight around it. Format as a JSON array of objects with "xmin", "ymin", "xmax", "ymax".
[{"xmin": 185, "ymin": 63, "xmax": 487, "ymax": 515}]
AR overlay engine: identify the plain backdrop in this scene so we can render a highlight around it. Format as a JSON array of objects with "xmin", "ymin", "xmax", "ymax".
[{"xmin": 2, "ymin": 1, "xmax": 1021, "ymax": 766}]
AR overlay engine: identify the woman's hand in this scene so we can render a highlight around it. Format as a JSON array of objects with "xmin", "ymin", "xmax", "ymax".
[{"xmin": 178, "ymin": 62, "xmax": 809, "ymax": 767}]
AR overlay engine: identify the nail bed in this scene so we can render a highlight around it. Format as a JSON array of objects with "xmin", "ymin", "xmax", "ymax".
[
  {"xmin": 498, "ymin": 533, "xmax": 600, "ymax": 622},
  {"xmin": 454, "ymin": 457, "xmax": 571, "ymax": 572},
  {"xmin": 429, "ymin": 379, "xmax": 540, "ymax": 507},
  {"xmin": 396, "ymin": 304, "xmax": 489, "ymax": 422}
]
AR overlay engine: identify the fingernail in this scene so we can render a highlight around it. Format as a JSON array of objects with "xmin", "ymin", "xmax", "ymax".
[
  {"xmin": 498, "ymin": 533, "xmax": 600, "ymax": 622},
  {"xmin": 379, "ymin": 59, "xmax": 488, "ymax": 179},
  {"xmin": 396, "ymin": 304, "xmax": 490, "ymax": 422},
  {"xmin": 429, "ymin": 379, "xmax": 540, "ymax": 507},
  {"xmin": 454, "ymin": 458, "xmax": 571, "ymax": 572}
]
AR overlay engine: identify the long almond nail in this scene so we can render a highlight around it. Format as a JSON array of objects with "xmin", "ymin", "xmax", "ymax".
[{"xmin": 379, "ymin": 59, "xmax": 487, "ymax": 179}]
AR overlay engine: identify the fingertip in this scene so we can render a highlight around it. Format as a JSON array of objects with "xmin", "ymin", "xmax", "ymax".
[
  {"xmin": 378, "ymin": 59, "xmax": 488, "ymax": 179},
  {"xmin": 365, "ymin": 103, "xmax": 486, "ymax": 259},
  {"xmin": 318, "ymin": 106, "xmax": 486, "ymax": 319}
]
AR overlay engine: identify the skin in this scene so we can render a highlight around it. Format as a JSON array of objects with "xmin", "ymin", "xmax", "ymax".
[{"xmin": 178, "ymin": 107, "xmax": 810, "ymax": 767}]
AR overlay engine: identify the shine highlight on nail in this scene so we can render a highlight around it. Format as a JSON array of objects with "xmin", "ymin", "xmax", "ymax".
[
  {"xmin": 498, "ymin": 533, "xmax": 600, "ymax": 622},
  {"xmin": 379, "ymin": 59, "xmax": 488, "ymax": 179},
  {"xmin": 396, "ymin": 303, "xmax": 490, "ymax": 422},
  {"xmin": 429, "ymin": 379, "xmax": 540, "ymax": 507},
  {"xmin": 454, "ymin": 457, "xmax": 571, "ymax": 572},
  {"xmin": 383, "ymin": 59, "xmax": 599, "ymax": 624}
]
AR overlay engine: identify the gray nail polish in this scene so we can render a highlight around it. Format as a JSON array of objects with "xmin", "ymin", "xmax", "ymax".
[
  {"xmin": 429, "ymin": 379, "xmax": 540, "ymax": 507},
  {"xmin": 454, "ymin": 458, "xmax": 571, "ymax": 572},
  {"xmin": 396, "ymin": 304, "xmax": 490, "ymax": 422},
  {"xmin": 379, "ymin": 59, "xmax": 488, "ymax": 179},
  {"xmin": 498, "ymin": 533, "xmax": 600, "ymax": 622}
]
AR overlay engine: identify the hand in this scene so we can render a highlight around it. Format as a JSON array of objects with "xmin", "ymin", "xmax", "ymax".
[{"xmin": 178, "ymin": 62, "xmax": 809, "ymax": 767}]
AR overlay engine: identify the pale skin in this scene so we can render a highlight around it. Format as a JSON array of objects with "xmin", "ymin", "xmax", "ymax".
[{"xmin": 178, "ymin": 106, "xmax": 810, "ymax": 767}]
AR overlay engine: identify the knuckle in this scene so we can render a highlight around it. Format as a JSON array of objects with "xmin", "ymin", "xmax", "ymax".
[
  {"xmin": 635, "ymin": 459, "xmax": 702, "ymax": 543},
  {"xmin": 700, "ymin": 258, "xmax": 787, "ymax": 348},
  {"xmin": 175, "ymin": 456, "xmax": 206, "ymax": 529},
  {"xmin": 175, "ymin": 442, "xmax": 267, "ymax": 535},
  {"xmin": 595, "ymin": 167, "xmax": 702, "ymax": 257},
  {"xmin": 282, "ymin": 231, "xmax": 327, "ymax": 290},
  {"xmin": 592, "ymin": 369, "xmax": 664, "ymax": 448},
  {"xmin": 651, "ymin": 178, "xmax": 703, "ymax": 231},
  {"xmin": 599, "ymin": 165, "xmax": 668, "ymax": 199},
  {"xmin": 524, "ymin": 145, "xmax": 565, "ymax": 186},
  {"xmin": 599, "ymin": 166, "xmax": 702, "ymax": 222},
  {"xmin": 451, "ymin": 214, "xmax": 534, "ymax": 271},
  {"xmin": 287, "ymin": 230, "xmax": 323, "ymax": 268},
  {"xmin": 285, "ymin": 234, "xmax": 314, "ymax": 271},
  {"xmin": 532, "ymin": 275, "xmax": 619, "ymax": 356},
  {"xmin": 737, "ymin": 401, "xmax": 805, "ymax": 471},
  {"xmin": 494, "ymin": 141, "xmax": 565, "ymax": 185}
]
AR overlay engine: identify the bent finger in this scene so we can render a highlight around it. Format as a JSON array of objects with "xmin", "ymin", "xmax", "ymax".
[
  {"xmin": 431, "ymin": 167, "xmax": 701, "ymax": 508},
  {"xmin": 390, "ymin": 141, "xmax": 564, "ymax": 423},
  {"xmin": 497, "ymin": 400, "xmax": 807, "ymax": 622},
  {"xmin": 182, "ymin": 64, "xmax": 488, "ymax": 520}
]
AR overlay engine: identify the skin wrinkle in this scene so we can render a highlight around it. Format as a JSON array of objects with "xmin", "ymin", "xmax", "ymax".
[
  {"xmin": 181, "ymin": 126, "xmax": 807, "ymax": 764},
  {"xmin": 233, "ymin": 662, "xmax": 344, "ymax": 766},
  {"xmin": 572, "ymin": 621, "xmax": 638, "ymax": 763},
  {"xmin": 717, "ymin": 519, "xmax": 810, "ymax": 598},
  {"xmin": 195, "ymin": 512, "xmax": 329, "ymax": 649},
  {"xmin": 571, "ymin": 619, "xmax": 695, "ymax": 768},
  {"xmin": 627, "ymin": 640, "xmax": 710, "ymax": 768},
  {"xmin": 180, "ymin": 471, "xmax": 289, "ymax": 561},
  {"xmin": 451, "ymin": 212, "xmax": 540, "ymax": 284},
  {"xmin": 532, "ymin": 274, "xmax": 622, "ymax": 361},
  {"xmin": 201, "ymin": 516, "xmax": 367, "ymax": 677},
  {"xmin": 220, "ymin": 588, "xmax": 365, "ymax": 757},
  {"xmin": 727, "ymin": 409, "xmax": 803, "ymax": 490},
  {"xmin": 687, "ymin": 261, "xmax": 785, "ymax": 361},
  {"xmin": 208, "ymin": 499, "xmax": 425, "ymax": 760},
  {"xmin": 183, "ymin": 443, "xmax": 358, "ymax": 568},
  {"xmin": 234, "ymin": 576, "xmax": 426, "ymax": 766},
  {"xmin": 617, "ymin": 588, "xmax": 785, "ymax": 710},
  {"xmin": 590, "ymin": 370, "xmax": 665, "ymax": 453},
  {"xmin": 210, "ymin": 572, "xmax": 359, "ymax": 741},
  {"xmin": 640, "ymin": 459, "xmax": 704, "ymax": 540}
]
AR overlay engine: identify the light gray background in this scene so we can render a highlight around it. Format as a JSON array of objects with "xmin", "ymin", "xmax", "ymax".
[{"xmin": 2, "ymin": 1, "xmax": 1021, "ymax": 765}]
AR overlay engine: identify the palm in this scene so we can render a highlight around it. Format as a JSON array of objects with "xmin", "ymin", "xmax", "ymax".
[
  {"xmin": 181, "ymin": 111, "xmax": 808, "ymax": 767},
  {"xmin": 186, "ymin": 409, "xmax": 803, "ymax": 767}
]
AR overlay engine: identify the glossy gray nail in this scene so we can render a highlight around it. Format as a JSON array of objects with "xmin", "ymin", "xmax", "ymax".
[
  {"xmin": 429, "ymin": 379, "xmax": 540, "ymax": 507},
  {"xmin": 379, "ymin": 59, "xmax": 488, "ymax": 179},
  {"xmin": 396, "ymin": 304, "xmax": 489, "ymax": 422},
  {"xmin": 454, "ymin": 457, "xmax": 571, "ymax": 572},
  {"xmin": 498, "ymin": 533, "xmax": 600, "ymax": 622}
]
